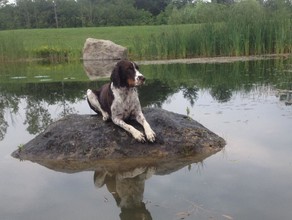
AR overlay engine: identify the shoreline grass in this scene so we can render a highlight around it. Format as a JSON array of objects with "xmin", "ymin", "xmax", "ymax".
[
  {"xmin": 0, "ymin": 21, "xmax": 291, "ymax": 62},
  {"xmin": 0, "ymin": 25, "xmax": 172, "ymax": 62}
]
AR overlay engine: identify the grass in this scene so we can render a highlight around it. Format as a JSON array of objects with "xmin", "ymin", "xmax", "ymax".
[
  {"xmin": 0, "ymin": 32, "xmax": 27, "ymax": 62},
  {"xmin": 0, "ymin": 21, "xmax": 291, "ymax": 62},
  {"xmin": 0, "ymin": 25, "xmax": 172, "ymax": 61}
]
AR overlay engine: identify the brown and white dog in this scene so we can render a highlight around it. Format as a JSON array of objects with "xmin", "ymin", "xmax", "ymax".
[{"xmin": 86, "ymin": 60, "xmax": 156, "ymax": 143}]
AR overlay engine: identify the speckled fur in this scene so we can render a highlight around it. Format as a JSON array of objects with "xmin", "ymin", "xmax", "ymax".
[{"xmin": 87, "ymin": 60, "xmax": 156, "ymax": 142}]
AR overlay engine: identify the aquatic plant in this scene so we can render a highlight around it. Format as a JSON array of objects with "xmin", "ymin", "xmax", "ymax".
[
  {"xmin": 33, "ymin": 45, "xmax": 72, "ymax": 63},
  {"xmin": 131, "ymin": 0, "xmax": 292, "ymax": 59}
]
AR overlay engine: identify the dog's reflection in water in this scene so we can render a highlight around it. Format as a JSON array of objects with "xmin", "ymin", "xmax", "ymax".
[{"xmin": 94, "ymin": 167, "xmax": 155, "ymax": 220}]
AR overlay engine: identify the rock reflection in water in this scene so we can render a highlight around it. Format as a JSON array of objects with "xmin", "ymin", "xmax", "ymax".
[{"xmin": 23, "ymin": 152, "xmax": 218, "ymax": 220}]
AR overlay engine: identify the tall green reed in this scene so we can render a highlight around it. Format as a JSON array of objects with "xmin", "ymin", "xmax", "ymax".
[
  {"xmin": 132, "ymin": 17, "xmax": 291, "ymax": 60},
  {"xmin": 0, "ymin": 32, "xmax": 27, "ymax": 62},
  {"xmin": 131, "ymin": 0, "xmax": 291, "ymax": 60}
]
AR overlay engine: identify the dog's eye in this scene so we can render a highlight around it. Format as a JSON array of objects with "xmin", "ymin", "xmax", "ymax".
[
  {"xmin": 127, "ymin": 65, "xmax": 133, "ymax": 70},
  {"xmin": 132, "ymin": 63, "xmax": 139, "ymax": 70}
]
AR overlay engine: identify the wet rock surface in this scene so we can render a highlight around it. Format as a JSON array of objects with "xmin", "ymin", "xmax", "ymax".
[{"xmin": 12, "ymin": 108, "xmax": 226, "ymax": 164}]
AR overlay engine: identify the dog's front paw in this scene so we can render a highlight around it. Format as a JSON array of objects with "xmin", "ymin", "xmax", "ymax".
[
  {"xmin": 145, "ymin": 128, "xmax": 156, "ymax": 142},
  {"xmin": 133, "ymin": 130, "xmax": 146, "ymax": 143},
  {"xmin": 102, "ymin": 113, "xmax": 110, "ymax": 121}
]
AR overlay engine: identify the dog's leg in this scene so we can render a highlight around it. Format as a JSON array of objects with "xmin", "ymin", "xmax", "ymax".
[
  {"xmin": 112, "ymin": 117, "xmax": 146, "ymax": 142},
  {"xmin": 136, "ymin": 112, "xmax": 156, "ymax": 142},
  {"xmin": 117, "ymin": 167, "xmax": 147, "ymax": 180},
  {"xmin": 87, "ymin": 89, "xmax": 110, "ymax": 121}
]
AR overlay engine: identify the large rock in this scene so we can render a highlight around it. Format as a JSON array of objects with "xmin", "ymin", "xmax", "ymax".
[
  {"xmin": 83, "ymin": 60, "xmax": 116, "ymax": 80},
  {"xmin": 12, "ymin": 108, "xmax": 225, "ymax": 167},
  {"xmin": 82, "ymin": 38, "xmax": 128, "ymax": 60}
]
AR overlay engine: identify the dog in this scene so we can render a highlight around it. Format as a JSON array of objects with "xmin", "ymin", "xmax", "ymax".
[{"xmin": 86, "ymin": 60, "xmax": 156, "ymax": 143}]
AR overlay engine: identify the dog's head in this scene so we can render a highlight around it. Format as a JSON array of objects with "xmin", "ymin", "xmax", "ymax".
[{"xmin": 110, "ymin": 60, "xmax": 145, "ymax": 88}]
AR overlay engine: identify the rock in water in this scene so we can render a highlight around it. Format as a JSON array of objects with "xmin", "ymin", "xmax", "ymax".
[
  {"xmin": 83, "ymin": 60, "xmax": 116, "ymax": 80},
  {"xmin": 82, "ymin": 38, "xmax": 128, "ymax": 60},
  {"xmin": 12, "ymin": 108, "xmax": 226, "ymax": 163}
]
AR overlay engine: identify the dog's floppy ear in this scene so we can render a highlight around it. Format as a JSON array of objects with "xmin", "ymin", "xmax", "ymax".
[{"xmin": 110, "ymin": 64, "xmax": 121, "ymax": 88}]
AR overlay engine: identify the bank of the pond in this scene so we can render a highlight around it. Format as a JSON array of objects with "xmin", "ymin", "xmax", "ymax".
[
  {"xmin": 1, "ymin": 53, "xmax": 290, "ymax": 66},
  {"xmin": 1, "ymin": 20, "xmax": 291, "ymax": 62},
  {"xmin": 136, "ymin": 54, "xmax": 290, "ymax": 65}
]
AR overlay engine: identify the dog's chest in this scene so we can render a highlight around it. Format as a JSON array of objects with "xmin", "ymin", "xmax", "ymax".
[{"xmin": 111, "ymin": 86, "xmax": 139, "ymax": 117}]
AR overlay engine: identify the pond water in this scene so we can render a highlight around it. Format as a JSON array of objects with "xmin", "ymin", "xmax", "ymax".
[{"xmin": 0, "ymin": 59, "xmax": 292, "ymax": 220}]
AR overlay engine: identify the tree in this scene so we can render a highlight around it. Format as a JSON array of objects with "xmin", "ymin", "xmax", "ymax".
[
  {"xmin": 134, "ymin": 0, "xmax": 171, "ymax": 15},
  {"xmin": 211, "ymin": 0, "xmax": 234, "ymax": 4},
  {"xmin": 15, "ymin": 0, "xmax": 34, "ymax": 28},
  {"xmin": 171, "ymin": 0, "xmax": 193, "ymax": 8},
  {"xmin": 0, "ymin": 4, "xmax": 16, "ymax": 29},
  {"xmin": 55, "ymin": 0, "xmax": 81, "ymax": 27},
  {"xmin": 0, "ymin": 0, "xmax": 8, "ymax": 8}
]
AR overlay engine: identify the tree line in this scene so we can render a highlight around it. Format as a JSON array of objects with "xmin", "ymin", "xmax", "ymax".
[
  {"xmin": 0, "ymin": 0, "xmax": 171, "ymax": 29},
  {"xmin": 0, "ymin": 0, "xmax": 291, "ymax": 30}
]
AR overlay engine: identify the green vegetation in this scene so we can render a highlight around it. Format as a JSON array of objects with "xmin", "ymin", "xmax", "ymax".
[
  {"xmin": 0, "ymin": 0, "xmax": 291, "ymax": 61},
  {"xmin": 0, "ymin": 25, "xmax": 173, "ymax": 61},
  {"xmin": 0, "ymin": 32, "xmax": 27, "ymax": 62},
  {"xmin": 134, "ymin": 0, "xmax": 292, "ymax": 59},
  {"xmin": 33, "ymin": 46, "xmax": 71, "ymax": 63}
]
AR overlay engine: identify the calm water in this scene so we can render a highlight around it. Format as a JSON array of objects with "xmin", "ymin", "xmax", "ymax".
[{"xmin": 0, "ymin": 59, "xmax": 292, "ymax": 220}]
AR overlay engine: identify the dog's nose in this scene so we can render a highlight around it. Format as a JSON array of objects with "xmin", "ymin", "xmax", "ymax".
[{"xmin": 138, "ymin": 75, "xmax": 145, "ymax": 82}]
